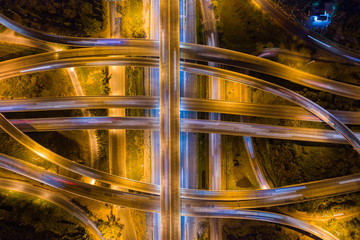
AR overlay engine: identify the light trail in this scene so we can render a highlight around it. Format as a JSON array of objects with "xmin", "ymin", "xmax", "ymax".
[
  {"xmin": 0, "ymin": 96, "xmax": 360, "ymax": 124},
  {"xmin": 0, "ymin": 58, "xmax": 359, "ymax": 198},
  {"xmin": 159, "ymin": 0, "xmax": 181, "ymax": 238},
  {"xmin": 1, "ymin": 44, "xmax": 360, "ymax": 100},
  {"xmin": 307, "ymin": 35, "xmax": 331, "ymax": 48},
  {"xmin": 4, "ymin": 116, "xmax": 359, "ymax": 144},
  {"xmin": 0, "ymin": 177, "xmax": 338, "ymax": 240},
  {"xmin": 149, "ymin": 0, "xmax": 161, "ymax": 238},
  {"xmin": 0, "ymin": 150, "xmax": 358, "ymax": 213},
  {"xmin": 1, "ymin": 55, "xmax": 359, "ymax": 154},
  {"xmin": 0, "ymin": 9, "xmax": 357, "ymax": 239}
]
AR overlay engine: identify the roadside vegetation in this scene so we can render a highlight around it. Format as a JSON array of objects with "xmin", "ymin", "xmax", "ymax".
[
  {"xmin": 254, "ymin": 138, "xmax": 360, "ymax": 186},
  {"xmin": 71, "ymin": 197, "xmax": 125, "ymax": 239},
  {"xmin": 0, "ymin": 70, "xmax": 90, "ymax": 173},
  {"xmin": 0, "ymin": 70, "xmax": 73, "ymax": 99},
  {"xmin": 0, "ymin": 42, "xmax": 44, "ymax": 62},
  {"xmin": 317, "ymin": 214, "xmax": 360, "ymax": 240},
  {"xmin": 76, "ymin": 67, "xmax": 108, "ymax": 96},
  {"xmin": 0, "ymin": 0, "xmax": 107, "ymax": 37},
  {"xmin": 119, "ymin": 1, "xmax": 148, "ymax": 238},
  {"xmin": 76, "ymin": 66, "xmax": 111, "ymax": 173},
  {"xmin": 214, "ymin": 0, "xmax": 306, "ymax": 54},
  {"xmin": 325, "ymin": 0, "xmax": 360, "ymax": 50},
  {"xmin": 97, "ymin": 208, "xmax": 124, "ymax": 239},
  {"xmin": 268, "ymin": 192, "xmax": 360, "ymax": 239},
  {"xmin": 0, "ymin": 189, "xmax": 92, "ymax": 239},
  {"xmin": 125, "ymin": 66, "xmax": 145, "ymax": 181},
  {"xmin": 0, "ymin": 24, "xmax": 6, "ymax": 33},
  {"xmin": 272, "ymin": 0, "xmax": 360, "ymax": 52},
  {"xmin": 222, "ymin": 219, "xmax": 311, "ymax": 240}
]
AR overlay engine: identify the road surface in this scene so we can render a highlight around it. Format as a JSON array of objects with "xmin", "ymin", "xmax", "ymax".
[
  {"xmin": 0, "ymin": 9, "xmax": 358, "ymax": 239},
  {"xmin": 1, "ymin": 96, "xmax": 360, "ymax": 124},
  {"xmin": 159, "ymin": 0, "xmax": 181, "ymax": 238},
  {"xmin": 0, "ymin": 177, "xmax": 337, "ymax": 240}
]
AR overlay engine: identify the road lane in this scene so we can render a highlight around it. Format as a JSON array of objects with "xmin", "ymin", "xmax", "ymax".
[
  {"xmin": 1, "ymin": 43, "xmax": 360, "ymax": 101},
  {"xmin": 0, "ymin": 177, "xmax": 338, "ymax": 240},
  {"xmin": 1, "ymin": 59, "xmax": 360, "ymax": 196},
  {"xmin": 159, "ymin": 0, "xmax": 181, "ymax": 238},
  {"xmin": 1, "ymin": 96, "xmax": 360, "ymax": 124}
]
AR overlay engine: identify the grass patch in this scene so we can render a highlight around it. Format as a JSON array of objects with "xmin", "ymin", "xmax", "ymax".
[
  {"xmin": 76, "ymin": 66, "xmax": 111, "ymax": 172},
  {"xmin": 75, "ymin": 67, "xmax": 106, "ymax": 96},
  {"xmin": 120, "ymin": 0, "xmax": 145, "ymax": 38},
  {"xmin": 125, "ymin": 66, "xmax": 144, "ymax": 181}
]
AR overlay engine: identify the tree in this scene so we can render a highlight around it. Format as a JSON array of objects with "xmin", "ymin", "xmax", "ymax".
[
  {"xmin": 98, "ymin": 208, "xmax": 124, "ymax": 239},
  {"xmin": 100, "ymin": 66, "xmax": 111, "ymax": 95}
]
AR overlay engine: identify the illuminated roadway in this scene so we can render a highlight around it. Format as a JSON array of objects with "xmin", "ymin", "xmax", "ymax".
[
  {"xmin": 1, "ymin": 9, "xmax": 360, "ymax": 240},
  {"xmin": 0, "ymin": 96, "xmax": 359, "ymax": 124},
  {"xmin": 179, "ymin": 0, "xmax": 197, "ymax": 238},
  {"xmin": 1, "ymin": 146, "xmax": 360, "ymax": 206},
  {"xmin": 198, "ymin": 3, "xmax": 223, "ymax": 239},
  {"xmin": 1, "ymin": 53, "xmax": 360, "ymax": 150},
  {"xmin": 3, "ymin": 114, "xmax": 360, "ymax": 144},
  {"xmin": 0, "ymin": 10, "xmax": 360, "ymax": 98},
  {"xmin": 0, "ymin": 47, "xmax": 360, "ymax": 215},
  {"xmin": 0, "ymin": 54, "xmax": 360, "ymax": 197},
  {"xmin": 0, "ymin": 70, "xmax": 359, "ymax": 198},
  {"xmin": 0, "ymin": 177, "xmax": 338, "ymax": 240},
  {"xmin": 0, "ymin": 100, "xmax": 350, "ymax": 240},
  {"xmin": 0, "ymin": 147, "xmax": 358, "ymax": 240},
  {"xmin": 0, "ymin": 117, "xmax": 360, "ymax": 144},
  {"xmin": 1, "ymin": 42, "xmax": 360, "ymax": 101}
]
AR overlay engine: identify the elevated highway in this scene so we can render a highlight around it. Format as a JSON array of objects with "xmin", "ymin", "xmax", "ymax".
[
  {"xmin": 0, "ymin": 55, "xmax": 359, "ymax": 200},
  {"xmin": 0, "ymin": 177, "xmax": 338, "ymax": 240},
  {"xmin": 1, "ymin": 9, "xmax": 359, "ymax": 239},
  {"xmin": 3, "ymin": 116, "xmax": 360, "ymax": 145}
]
